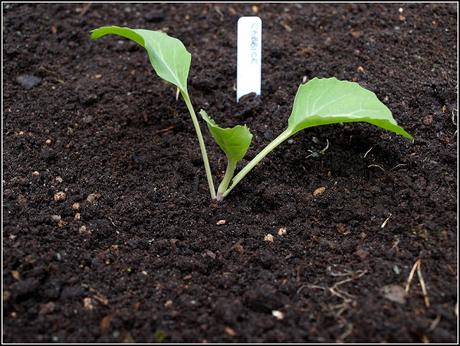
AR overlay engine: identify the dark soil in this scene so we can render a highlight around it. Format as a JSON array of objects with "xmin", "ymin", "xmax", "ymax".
[{"xmin": 3, "ymin": 3, "xmax": 457, "ymax": 343}]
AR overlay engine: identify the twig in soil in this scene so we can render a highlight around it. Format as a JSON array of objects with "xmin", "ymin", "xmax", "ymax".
[
  {"xmin": 319, "ymin": 139, "xmax": 330, "ymax": 154},
  {"xmin": 299, "ymin": 269, "xmax": 367, "ymax": 317},
  {"xmin": 214, "ymin": 6, "xmax": 224, "ymax": 20},
  {"xmin": 327, "ymin": 266, "xmax": 358, "ymax": 277},
  {"xmin": 368, "ymin": 164, "xmax": 385, "ymax": 172},
  {"xmin": 89, "ymin": 287, "xmax": 109, "ymax": 305},
  {"xmin": 280, "ymin": 20, "xmax": 293, "ymax": 32},
  {"xmin": 381, "ymin": 213, "xmax": 392, "ymax": 228},
  {"xmin": 175, "ymin": 87, "xmax": 180, "ymax": 101},
  {"xmin": 155, "ymin": 125, "xmax": 176, "ymax": 134},
  {"xmin": 405, "ymin": 258, "xmax": 431, "ymax": 307},
  {"xmin": 79, "ymin": 2, "xmax": 92, "ymax": 17},
  {"xmin": 452, "ymin": 108, "xmax": 458, "ymax": 136},
  {"xmin": 416, "ymin": 260, "xmax": 430, "ymax": 307},
  {"xmin": 38, "ymin": 65, "xmax": 65, "ymax": 84},
  {"xmin": 306, "ymin": 139, "xmax": 330, "ymax": 158},
  {"xmin": 107, "ymin": 216, "xmax": 118, "ymax": 228},
  {"xmin": 421, "ymin": 334, "xmax": 430, "ymax": 343},
  {"xmin": 330, "ymin": 271, "xmax": 367, "ymax": 303},
  {"xmin": 107, "ymin": 216, "xmax": 120, "ymax": 235},
  {"xmin": 390, "ymin": 238, "xmax": 400, "ymax": 254},
  {"xmin": 428, "ymin": 315, "xmax": 441, "ymax": 331},
  {"xmin": 391, "ymin": 163, "xmax": 408, "ymax": 171},
  {"xmin": 363, "ymin": 147, "xmax": 373, "ymax": 158},
  {"xmin": 405, "ymin": 258, "xmax": 420, "ymax": 293},
  {"xmin": 336, "ymin": 323, "xmax": 353, "ymax": 343}
]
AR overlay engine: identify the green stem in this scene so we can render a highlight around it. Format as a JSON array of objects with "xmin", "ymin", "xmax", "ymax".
[
  {"xmin": 216, "ymin": 159, "xmax": 237, "ymax": 202},
  {"xmin": 222, "ymin": 129, "xmax": 292, "ymax": 198},
  {"xmin": 181, "ymin": 91, "xmax": 216, "ymax": 200}
]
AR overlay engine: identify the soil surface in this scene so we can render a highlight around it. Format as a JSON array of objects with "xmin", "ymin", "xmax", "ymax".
[{"xmin": 3, "ymin": 3, "xmax": 458, "ymax": 343}]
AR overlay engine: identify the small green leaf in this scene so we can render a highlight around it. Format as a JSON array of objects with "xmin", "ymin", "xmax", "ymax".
[
  {"xmin": 91, "ymin": 26, "xmax": 191, "ymax": 92},
  {"xmin": 199, "ymin": 110, "xmax": 253, "ymax": 162},
  {"xmin": 287, "ymin": 77, "xmax": 413, "ymax": 140}
]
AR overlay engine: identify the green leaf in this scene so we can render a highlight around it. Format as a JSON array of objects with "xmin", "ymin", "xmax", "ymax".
[
  {"xmin": 287, "ymin": 77, "xmax": 413, "ymax": 140},
  {"xmin": 199, "ymin": 110, "xmax": 253, "ymax": 162},
  {"xmin": 91, "ymin": 26, "xmax": 191, "ymax": 92}
]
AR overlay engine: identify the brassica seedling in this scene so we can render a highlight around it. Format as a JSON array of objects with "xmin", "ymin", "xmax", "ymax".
[
  {"xmin": 91, "ymin": 26, "xmax": 413, "ymax": 202},
  {"xmin": 91, "ymin": 26, "xmax": 217, "ymax": 199}
]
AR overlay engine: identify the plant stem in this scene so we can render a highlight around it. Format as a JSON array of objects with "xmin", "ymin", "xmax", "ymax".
[
  {"xmin": 222, "ymin": 129, "xmax": 292, "ymax": 198},
  {"xmin": 181, "ymin": 91, "xmax": 216, "ymax": 200},
  {"xmin": 216, "ymin": 159, "xmax": 237, "ymax": 202}
]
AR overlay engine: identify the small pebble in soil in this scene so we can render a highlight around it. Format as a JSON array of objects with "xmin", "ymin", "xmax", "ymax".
[
  {"xmin": 232, "ymin": 242, "xmax": 244, "ymax": 254},
  {"xmin": 72, "ymin": 202, "xmax": 80, "ymax": 210},
  {"xmin": 55, "ymin": 176, "xmax": 63, "ymax": 183},
  {"xmin": 277, "ymin": 227, "xmax": 287, "ymax": 236},
  {"xmin": 11, "ymin": 270, "xmax": 21, "ymax": 281},
  {"xmin": 74, "ymin": 213, "xmax": 81, "ymax": 220},
  {"xmin": 3, "ymin": 290, "xmax": 11, "ymax": 302},
  {"xmin": 79, "ymin": 225, "xmax": 91, "ymax": 235},
  {"xmin": 82, "ymin": 115, "xmax": 93, "ymax": 124},
  {"xmin": 50, "ymin": 214, "xmax": 61, "ymax": 222},
  {"xmin": 53, "ymin": 191, "xmax": 66, "ymax": 201},
  {"xmin": 83, "ymin": 297, "xmax": 94, "ymax": 310},
  {"xmin": 313, "ymin": 186, "xmax": 326, "ymax": 196},
  {"xmin": 272, "ymin": 310, "xmax": 285, "ymax": 320},
  {"xmin": 32, "ymin": 171, "xmax": 40, "ymax": 176},
  {"xmin": 380, "ymin": 284, "xmax": 407, "ymax": 304},
  {"xmin": 45, "ymin": 139, "xmax": 52, "ymax": 145},
  {"xmin": 17, "ymin": 195, "xmax": 27, "ymax": 206},
  {"xmin": 39, "ymin": 302, "xmax": 56, "ymax": 315},
  {"xmin": 86, "ymin": 193, "xmax": 101, "ymax": 203},
  {"xmin": 336, "ymin": 223, "xmax": 350, "ymax": 235},
  {"xmin": 350, "ymin": 30, "xmax": 363, "ymax": 38},
  {"xmin": 100, "ymin": 314, "xmax": 113, "ymax": 332},
  {"xmin": 264, "ymin": 234, "xmax": 274, "ymax": 242},
  {"xmin": 357, "ymin": 65, "xmax": 365, "ymax": 73},
  {"xmin": 216, "ymin": 219, "xmax": 226, "ymax": 225},
  {"xmin": 204, "ymin": 250, "xmax": 216, "ymax": 259},
  {"xmin": 355, "ymin": 248, "xmax": 369, "ymax": 259},
  {"xmin": 16, "ymin": 74, "xmax": 42, "ymax": 90},
  {"xmin": 224, "ymin": 326, "xmax": 237, "ymax": 337},
  {"xmin": 423, "ymin": 114, "xmax": 433, "ymax": 125},
  {"xmin": 164, "ymin": 300, "xmax": 173, "ymax": 307}
]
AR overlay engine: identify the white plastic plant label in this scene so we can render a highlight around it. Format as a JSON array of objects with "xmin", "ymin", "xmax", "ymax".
[{"xmin": 237, "ymin": 16, "xmax": 262, "ymax": 102}]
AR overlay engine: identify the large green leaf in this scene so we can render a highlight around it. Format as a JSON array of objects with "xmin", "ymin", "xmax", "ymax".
[
  {"xmin": 287, "ymin": 77, "xmax": 413, "ymax": 140},
  {"xmin": 91, "ymin": 26, "xmax": 191, "ymax": 92},
  {"xmin": 199, "ymin": 110, "xmax": 253, "ymax": 162}
]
